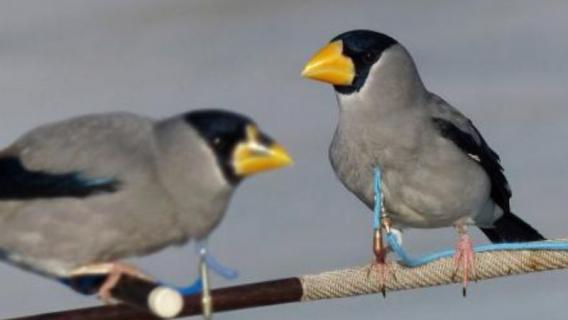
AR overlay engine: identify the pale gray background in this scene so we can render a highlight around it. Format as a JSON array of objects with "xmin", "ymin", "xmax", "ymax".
[{"xmin": 0, "ymin": 1, "xmax": 567, "ymax": 319}]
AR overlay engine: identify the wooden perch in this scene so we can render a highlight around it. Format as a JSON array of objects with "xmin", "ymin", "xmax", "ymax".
[{"xmin": 9, "ymin": 246, "xmax": 568, "ymax": 320}]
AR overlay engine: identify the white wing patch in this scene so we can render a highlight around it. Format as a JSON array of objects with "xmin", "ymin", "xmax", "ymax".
[{"xmin": 467, "ymin": 153, "xmax": 481, "ymax": 162}]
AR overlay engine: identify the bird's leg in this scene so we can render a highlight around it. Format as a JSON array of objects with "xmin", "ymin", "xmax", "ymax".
[
  {"xmin": 198, "ymin": 246, "xmax": 213, "ymax": 320},
  {"xmin": 70, "ymin": 262, "xmax": 152, "ymax": 304},
  {"xmin": 367, "ymin": 216, "xmax": 392, "ymax": 297},
  {"xmin": 453, "ymin": 225, "xmax": 476, "ymax": 296}
]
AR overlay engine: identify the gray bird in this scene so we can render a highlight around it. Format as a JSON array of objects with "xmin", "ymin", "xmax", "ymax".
[
  {"xmin": 302, "ymin": 30, "xmax": 544, "ymax": 287},
  {"xmin": 0, "ymin": 109, "xmax": 292, "ymax": 298}
]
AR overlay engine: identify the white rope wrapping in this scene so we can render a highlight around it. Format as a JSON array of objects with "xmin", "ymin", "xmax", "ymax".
[{"xmin": 300, "ymin": 247, "xmax": 568, "ymax": 301}]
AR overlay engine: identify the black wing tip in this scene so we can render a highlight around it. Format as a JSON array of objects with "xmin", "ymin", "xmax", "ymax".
[
  {"xmin": 480, "ymin": 212, "xmax": 545, "ymax": 243},
  {"xmin": 0, "ymin": 156, "xmax": 120, "ymax": 200}
]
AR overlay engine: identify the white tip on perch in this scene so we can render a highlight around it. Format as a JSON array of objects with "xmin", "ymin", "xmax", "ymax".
[{"xmin": 147, "ymin": 286, "xmax": 184, "ymax": 319}]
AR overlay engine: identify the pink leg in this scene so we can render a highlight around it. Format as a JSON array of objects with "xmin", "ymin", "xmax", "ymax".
[
  {"xmin": 453, "ymin": 226, "xmax": 476, "ymax": 296},
  {"xmin": 367, "ymin": 228, "xmax": 391, "ymax": 297},
  {"xmin": 70, "ymin": 262, "xmax": 152, "ymax": 304},
  {"xmin": 98, "ymin": 263, "xmax": 152, "ymax": 303}
]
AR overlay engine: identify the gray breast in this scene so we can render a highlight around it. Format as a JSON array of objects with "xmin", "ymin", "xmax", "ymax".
[
  {"xmin": 382, "ymin": 135, "xmax": 493, "ymax": 228},
  {"xmin": 330, "ymin": 113, "xmax": 493, "ymax": 229}
]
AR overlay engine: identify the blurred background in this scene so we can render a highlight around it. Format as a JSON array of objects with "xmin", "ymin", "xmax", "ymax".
[{"xmin": 0, "ymin": 0, "xmax": 567, "ymax": 319}]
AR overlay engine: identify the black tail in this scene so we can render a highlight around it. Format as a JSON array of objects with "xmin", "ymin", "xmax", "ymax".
[{"xmin": 479, "ymin": 212, "xmax": 545, "ymax": 243}]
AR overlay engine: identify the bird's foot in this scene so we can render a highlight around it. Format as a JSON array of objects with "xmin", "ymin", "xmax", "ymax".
[
  {"xmin": 453, "ymin": 232, "xmax": 476, "ymax": 296},
  {"xmin": 70, "ymin": 262, "xmax": 151, "ymax": 304},
  {"xmin": 367, "ymin": 252, "xmax": 391, "ymax": 297},
  {"xmin": 367, "ymin": 228, "xmax": 391, "ymax": 297}
]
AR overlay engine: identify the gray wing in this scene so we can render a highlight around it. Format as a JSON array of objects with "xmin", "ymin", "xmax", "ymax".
[
  {"xmin": 0, "ymin": 113, "xmax": 178, "ymax": 277},
  {"xmin": 1, "ymin": 112, "xmax": 158, "ymax": 200},
  {"xmin": 427, "ymin": 94, "xmax": 511, "ymax": 214}
]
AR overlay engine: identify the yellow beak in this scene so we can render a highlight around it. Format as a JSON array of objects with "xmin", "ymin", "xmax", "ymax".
[
  {"xmin": 301, "ymin": 40, "xmax": 355, "ymax": 85},
  {"xmin": 233, "ymin": 142, "xmax": 293, "ymax": 177}
]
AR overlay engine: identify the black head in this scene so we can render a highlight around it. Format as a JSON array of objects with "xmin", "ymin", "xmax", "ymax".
[
  {"xmin": 302, "ymin": 30, "xmax": 398, "ymax": 95},
  {"xmin": 332, "ymin": 30, "xmax": 397, "ymax": 94},
  {"xmin": 184, "ymin": 109, "xmax": 292, "ymax": 184},
  {"xmin": 185, "ymin": 110, "xmax": 255, "ymax": 184}
]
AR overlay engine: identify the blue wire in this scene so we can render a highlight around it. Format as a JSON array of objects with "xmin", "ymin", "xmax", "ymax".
[
  {"xmin": 372, "ymin": 167, "xmax": 568, "ymax": 268},
  {"xmin": 203, "ymin": 254, "xmax": 239, "ymax": 280},
  {"xmin": 195, "ymin": 240, "xmax": 239, "ymax": 280},
  {"xmin": 173, "ymin": 277, "xmax": 204, "ymax": 296},
  {"xmin": 164, "ymin": 241, "xmax": 239, "ymax": 296},
  {"xmin": 373, "ymin": 167, "xmax": 382, "ymax": 231}
]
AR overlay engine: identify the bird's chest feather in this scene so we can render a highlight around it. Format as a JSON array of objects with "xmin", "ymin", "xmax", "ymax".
[
  {"xmin": 331, "ymin": 123, "xmax": 491, "ymax": 228},
  {"xmin": 383, "ymin": 146, "xmax": 491, "ymax": 228}
]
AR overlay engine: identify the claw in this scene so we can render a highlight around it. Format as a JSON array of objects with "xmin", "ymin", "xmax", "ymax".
[
  {"xmin": 70, "ymin": 262, "xmax": 151, "ymax": 304},
  {"xmin": 367, "ymin": 228, "xmax": 391, "ymax": 297},
  {"xmin": 453, "ymin": 228, "xmax": 476, "ymax": 296},
  {"xmin": 366, "ymin": 257, "xmax": 390, "ymax": 298}
]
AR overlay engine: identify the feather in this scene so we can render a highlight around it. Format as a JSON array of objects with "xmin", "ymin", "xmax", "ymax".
[
  {"xmin": 432, "ymin": 117, "xmax": 511, "ymax": 213},
  {"xmin": 0, "ymin": 156, "xmax": 119, "ymax": 199}
]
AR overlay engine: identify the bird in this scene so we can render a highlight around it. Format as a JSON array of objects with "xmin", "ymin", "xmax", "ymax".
[
  {"xmin": 0, "ymin": 109, "xmax": 292, "ymax": 300},
  {"xmin": 301, "ymin": 29, "xmax": 545, "ymax": 290}
]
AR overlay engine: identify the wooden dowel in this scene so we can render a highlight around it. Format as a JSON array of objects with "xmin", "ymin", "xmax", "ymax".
[
  {"xmin": 110, "ymin": 276, "xmax": 183, "ymax": 318},
  {"xmin": 9, "ymin": 277, "xmax": 303, "ymax": 320},
  {"xmin": 181, "ymin": 278, "xmax": 302, "ymax": 314}
]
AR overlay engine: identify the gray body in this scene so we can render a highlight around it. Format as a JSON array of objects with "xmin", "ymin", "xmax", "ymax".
[
  {"xmin": 330, "ymin": 44, "xmax": 500, "ymax": 230},
  {"xmin": 0, "ymin": 113, "xmax": 232, "ymax": 277}
]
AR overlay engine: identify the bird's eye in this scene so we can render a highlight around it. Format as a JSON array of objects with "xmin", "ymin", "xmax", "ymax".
[
  {"xmin": 362, "ymin": 51, "xmax": 378, "ymax": 64},
  {"xmin": 213, "ymin": 137, "xmax": 223, "ymax": 146}
]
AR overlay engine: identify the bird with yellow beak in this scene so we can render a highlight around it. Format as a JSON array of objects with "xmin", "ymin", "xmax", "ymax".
[
  {"xmin": 302, "ymin": 30, "xmax": 545, "ymax": 294},
  {"xmin": 0, "ymin": 109, "xmax": 292, "ymax": 301}
]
